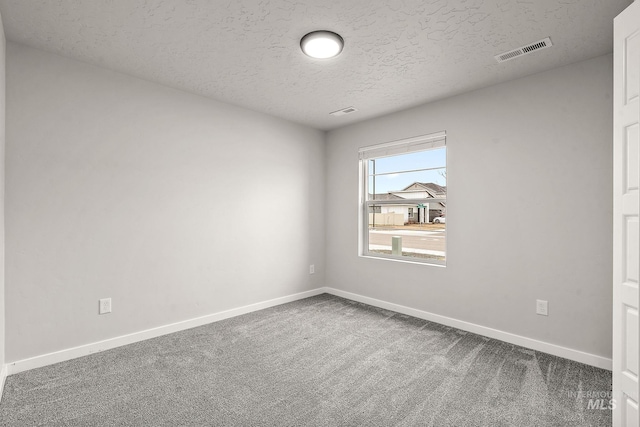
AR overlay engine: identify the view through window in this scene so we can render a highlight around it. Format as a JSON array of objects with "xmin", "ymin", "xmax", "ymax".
[{"xmin": 360, "ymin": 132, "xmax": 446, "ymax": 265}]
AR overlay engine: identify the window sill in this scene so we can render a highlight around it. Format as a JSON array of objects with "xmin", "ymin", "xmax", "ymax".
[{"xmin": 359, "ymin": 254, "xmax": 446, "ymax": 268}]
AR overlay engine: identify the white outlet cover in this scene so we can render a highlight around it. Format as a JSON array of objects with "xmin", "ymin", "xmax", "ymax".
[
  {"xmin": 99, "ymin": 298, "xmax": 112, "ymax": 315},
  {"xmin": 536, "ymin": 299, "xmax": 548, "ymax": 316}
]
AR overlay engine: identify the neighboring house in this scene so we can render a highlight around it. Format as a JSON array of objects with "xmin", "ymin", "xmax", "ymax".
[
  {"xmin": 391, "ymin": 182, "xmax": 446, "ymax": 223},
  {"xmin": 368, "ymin": 182, "xmax": 446, "ymax": 225},
  {"xmin": 367, "ymin": 193, "xmax": 409, "ymax": 226}
]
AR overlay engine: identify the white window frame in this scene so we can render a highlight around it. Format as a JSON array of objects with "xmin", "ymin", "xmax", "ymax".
[{"xmin": 359, "ymin": 131, "xmax": 446, "ymax": 266}]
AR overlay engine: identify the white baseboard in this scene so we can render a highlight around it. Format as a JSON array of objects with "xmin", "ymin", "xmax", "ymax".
[
  {"xmin": 0, "ymin": 364, "xmax": 7, "ymax": 403},
  {"xmin": 322, "ymin": 287, "xmax": 613, "ymax": 371},
  {"xmin": 5, "ymin": 288, "xmax": 325, "ymax": 376},
  {"xmin": 4, "ymin": 286, "xmax": 612, "ymax": 377}
]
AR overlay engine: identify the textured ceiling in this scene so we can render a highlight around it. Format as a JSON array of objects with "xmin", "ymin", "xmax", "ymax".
[{"xmin": 0, "ymin": 0, "xmax": 633, "ymax": 130}]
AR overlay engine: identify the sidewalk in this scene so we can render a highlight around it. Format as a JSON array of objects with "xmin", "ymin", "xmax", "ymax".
[
  {"xmin": 371, "ymin": 224, "xmax": 445, "ymax": 231},
  {"xmin": 369, "ymin": 244, "xmax": 445, "ymax": 258}
]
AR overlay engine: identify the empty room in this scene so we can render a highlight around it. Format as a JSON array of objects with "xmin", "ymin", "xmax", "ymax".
[{"xmin": 0, "ymin": 0, "xmax": 638, "ymax": 426}]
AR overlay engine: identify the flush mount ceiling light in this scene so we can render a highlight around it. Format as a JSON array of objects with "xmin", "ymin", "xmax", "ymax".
[{"xmin": 300, "ymin": 31, "xmax": 344, "ymax": 59}]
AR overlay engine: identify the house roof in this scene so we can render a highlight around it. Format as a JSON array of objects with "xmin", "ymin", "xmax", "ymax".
[
  {"xmin": 400, "ymin": 182, "xmax": 446, "ymax": 196},
  {"xmin": 368, "ymin": 188, "xmax": 446, "ymax": 209},
  {"xmin": 369, "ymin": 183, "xmax": 446, "ymax": 208},
  {"xmin": 368, "ymin": 193, "xmax": 404, "ymax": 201}
]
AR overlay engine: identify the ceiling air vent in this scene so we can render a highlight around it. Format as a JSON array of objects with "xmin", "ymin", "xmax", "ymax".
[
  {"xmin": 495, "ymin": 37, "xmax": 552, "ymax": 63},
  {"xmin": 330, "ymin": 106, "xmax": 358, "ymax": 117}
]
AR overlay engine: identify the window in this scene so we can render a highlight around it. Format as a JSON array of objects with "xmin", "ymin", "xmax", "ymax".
[{"xmin": 359, "ymin": 132, "xmax": 446, "ymax": 265}]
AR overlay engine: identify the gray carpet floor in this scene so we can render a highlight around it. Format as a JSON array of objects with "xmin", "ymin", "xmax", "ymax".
[{"xmin": 0, "ymin": 294, "xmax": 612, "ymax": 426}]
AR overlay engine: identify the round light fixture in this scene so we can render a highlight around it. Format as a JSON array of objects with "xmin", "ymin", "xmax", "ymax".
[{"xmin": 300, "ymin": 31, "xmax": 344, "ymax": 59}]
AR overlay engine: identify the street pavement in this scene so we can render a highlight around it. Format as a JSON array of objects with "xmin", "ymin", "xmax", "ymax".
[{"xmin": 369, "ymin": 228, "xmax": 445, "ymax": 255}]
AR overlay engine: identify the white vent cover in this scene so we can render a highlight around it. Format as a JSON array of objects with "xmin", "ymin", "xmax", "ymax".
[
  {"xmin": 495, "ymin": 37, "xmax": 553, "ymax": 63},
  {"xmin": 330, "ymin": 106, "xmax": 358, "ymax": 116}
]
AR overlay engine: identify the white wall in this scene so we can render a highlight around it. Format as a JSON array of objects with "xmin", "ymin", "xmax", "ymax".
[
  {"xmin": 326, "ymin": 54, "xmax": 613, "ymax": 359},
  {"xmin": 2, "ymin": 41, "xmax": 614, "ymax": 365},
  {"xmin": 0, "ymin": 13, "xmax": 6, "ymax": 374},
  {"xmin": 5, "ymin": 42, "xmax": 325, "ymax": 362}
]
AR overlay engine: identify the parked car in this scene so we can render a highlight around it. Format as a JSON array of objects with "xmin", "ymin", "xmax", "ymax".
[{"xmin": 433, "ymin": 216, "xmax": 446, "ymax": 224}]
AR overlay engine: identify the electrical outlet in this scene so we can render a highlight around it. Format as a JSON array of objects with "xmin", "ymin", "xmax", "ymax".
[
  {"xmin": 99, "ymin": 298, "xmax": 112, "ymax": 315},
  {"xmin": 309, "ymin": 264, "xmax": 315, "ymax": 274},
  {"xmin": 536, "ymin": 299, "xmax": 548, "ymax": 316}
]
